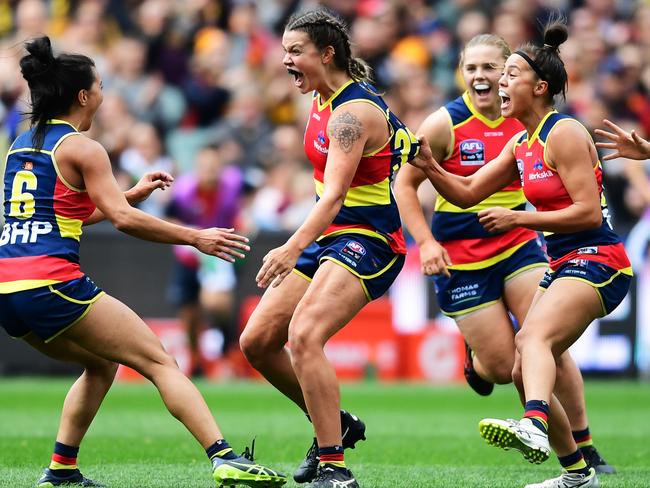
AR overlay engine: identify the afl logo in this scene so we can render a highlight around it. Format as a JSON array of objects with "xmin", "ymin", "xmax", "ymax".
[
  {"xmin": 346, "ymin": 241, "xmax": 366, "ymax": 255},
  {"xmin": 459, "ymin": 139, "xmax": 485, "ymax": 166}
]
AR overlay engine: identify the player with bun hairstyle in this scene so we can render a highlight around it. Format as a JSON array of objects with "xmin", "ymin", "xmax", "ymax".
[
  {"xmin": 0, "ymin": 36, "xmax": 285, "ymax": 488},
  {"xmin": 410, "ymin": 20, "xmax": 630, "ymax": 488},
  {"xmin": 395, "ymin": 32, "xmax": 614, "ymax": 475},
  {"xmin": 239, "ymin": 8, "xmax": 419, "ymax": 488}
]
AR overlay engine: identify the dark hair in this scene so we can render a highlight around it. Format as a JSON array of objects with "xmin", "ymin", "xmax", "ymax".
[
  {"xmin": 20, "ymin": 36, "xmax": 96, "ymax": 150},
  {"xmin": 516, "ymin": 19, "xmax": 569, "ymax": 102},
  {"xmin": 285, "ymin": 9, "xmax": 372, "ymax": 83}
]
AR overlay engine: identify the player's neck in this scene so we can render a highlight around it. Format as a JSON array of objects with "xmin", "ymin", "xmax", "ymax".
[
  {"xmin": 519, "ymin": 105, "xmax": 554, "ymax": 137},
  {"xmin": 317, "ymin": 72, "xmax": 352, "ymax": 101}
]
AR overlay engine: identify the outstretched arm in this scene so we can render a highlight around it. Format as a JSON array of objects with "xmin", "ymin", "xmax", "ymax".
[
  {"xmin": 395, "ymin": 109, "xmax": 452, "ymax": 277},
  {"xmin": 60, "ymin": 136, "xmax": 249, "ymax": 262},
  {"xmin": 410, "ymin": 134, "xmax": 519, "ymax": 208},
  {"xmin": 84, "ymin": 171, "xmax": 173, "ymax": 225},
  {"xmin": 595, "ymin": 119, "xmax": 650, "ymax": 161}
]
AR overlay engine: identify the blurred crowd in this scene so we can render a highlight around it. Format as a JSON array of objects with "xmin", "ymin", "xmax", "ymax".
[{"xmin": 2, "ymin": 0, "xmax": 650, "ymax": 368}]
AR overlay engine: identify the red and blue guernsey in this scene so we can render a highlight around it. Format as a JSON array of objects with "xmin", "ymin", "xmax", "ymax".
[
  {"xmin": 432, "ymin": 92, "xmax": 539, "ymax": 269},
  {"xmin": 0, "ymin": 120, "xmax": 96, "ymax": 293},
  {"xmin": 514, "ymin": 111, "xmax": 631, "ymax": 272},
  {"xmin": 304, "ymin": 80, "xmax": 419, "ymax": 254}
]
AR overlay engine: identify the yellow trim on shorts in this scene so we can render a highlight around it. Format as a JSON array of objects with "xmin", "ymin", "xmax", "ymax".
[
  {"xmin": 317, "ymin": 228, "xmax": 391, "ymax": 246},
  {"xmin": 44, "ymin": 291, "xmax": 106, "ymax": 343},
  {"xmin": 292, "ymin": 268, "xmax": 313, "ymax": 282},
  {"xmin": 553, "ymin": 277, "xmax": 607, "ymax": 316},
  {"xmin": 0, "ymin": 279, "xmax": 60, "ymax": 293},
  {"xmin": 504, "ymin": 262, "xmax": 548, "ymax": 282},
  {"xmin": 320, "ymin": 256, "xmax": 372, "ymax": 301},
  {"xmin": 48, "ymin": 285, "xmax": 103, "ymax": 305},
  {"xmin": 442, "ymin": 298, "xmax": 500, "ymax": 318}
]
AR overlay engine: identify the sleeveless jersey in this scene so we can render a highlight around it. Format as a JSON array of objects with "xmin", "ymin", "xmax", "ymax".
[
  {"xmin": 0, "ymin": 120, "xmax": 96, "ymax": 293},
  {"xmin": 513, "ymin": 111, "xmax": 629, "ymax": 271},
  {"xmin": 432, "ymin": 92, "xmax": 538, "ymax": 270},
  {"xmin": 304, "ymin": 80, "xmax": 419, "ymax": 254}
]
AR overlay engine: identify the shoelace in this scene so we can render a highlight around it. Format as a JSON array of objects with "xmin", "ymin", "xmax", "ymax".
[
  {"xmin": 305, "ymin": 439, "xmax": 318, "ymax": 459},
  {"xmin": 313, "ymin": 466, "xmax": 336, "ymax": 481},
  {"xmin": 241, "ymin": 438, "xmax": 256, "ymax": 462}
]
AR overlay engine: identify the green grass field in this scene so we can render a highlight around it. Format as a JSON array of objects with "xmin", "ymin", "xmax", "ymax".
[{"xmin": 0, "ymin": 379, "xmax": 649, "ymax": 488}]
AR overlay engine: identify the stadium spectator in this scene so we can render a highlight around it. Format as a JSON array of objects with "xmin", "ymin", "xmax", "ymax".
[
  {"xmin": 165, "ymin": 144, "xmax": 243, "ymax": 377},
  {"xmin": 0, "ymin": 36, "xmax": 284, "ymax": 488}
]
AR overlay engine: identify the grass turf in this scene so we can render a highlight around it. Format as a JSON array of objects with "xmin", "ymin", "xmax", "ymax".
[{"xmin": 0, "ymin": 379, "xmax": 648, "ymax": 487}]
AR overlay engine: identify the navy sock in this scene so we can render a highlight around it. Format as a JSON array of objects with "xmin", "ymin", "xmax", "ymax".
[
  {"xmin": 523, "ymin": 399, "xmax": 549, "ymax": 434},
  {"xmin": 558, "ymin": 449, "xmax": 590, "ymax": 475},
  {"xmin": 206, "ymin": 439, "xmax": 237, "ymax": 460}
]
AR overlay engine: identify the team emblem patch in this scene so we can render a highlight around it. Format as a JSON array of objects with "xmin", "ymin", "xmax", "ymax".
[
  {"xmin": 340, "ymin": 240, "xmax": 366, "ymax": 267},
  {"xmin": 459, "ymin": 139, "xmax": 485, "ymax": 166}
]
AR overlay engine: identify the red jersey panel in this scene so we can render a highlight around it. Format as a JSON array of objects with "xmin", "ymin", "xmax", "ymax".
[
  {"xmin": 513, "ymin": 111, "xmax": 628, "ymax": 271},
  {"xmin": 431, "ymin": 92, "xmax": 538, "ymax": 269},
  {"xmin": 304, "ymin": 80, "xmax": 419, "ymax": 254}
]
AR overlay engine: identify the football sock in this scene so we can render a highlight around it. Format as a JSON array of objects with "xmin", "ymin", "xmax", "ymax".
[
  {"xmin": 319, "ymin": 445, "xmax": 345, "ymax": 469},
  {"xmin": 559, "ymin": 449, "xmax": 590, "ymax": 475},
  {"xmin": 523, "ymin": 399, "xmax": 549, "ymax": 434},
  {"xmin": 572, "ymin": 427, "xmax": 593, "ymax": 448},
  {"xmin": 206, "ymin": 439, "xmax": 238, "ymax": 461},
  {"xmin": 49, "ymin": 441, "xmax": 79, "ymax": 471}
]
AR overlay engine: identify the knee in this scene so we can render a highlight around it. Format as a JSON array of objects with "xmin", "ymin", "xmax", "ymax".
[
  {"xmin": 86, "ymin": 359, "xmax": 118, "ymax": 386},
  {"xmin": 239, "ymin": 321, "xmax": 285, "ymax": 366},
  {"xmin": 484, "ymin": 361, "xmax": 514, "ymax": 385},
  {"xmin": 288, "ymin": 323, "xmax": 323, "ymax": 365}
]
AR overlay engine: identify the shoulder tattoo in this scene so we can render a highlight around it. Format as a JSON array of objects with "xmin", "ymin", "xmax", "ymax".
[{"xmin": 328, "ymin": 111, "xmax": 363, "ymax": 153}]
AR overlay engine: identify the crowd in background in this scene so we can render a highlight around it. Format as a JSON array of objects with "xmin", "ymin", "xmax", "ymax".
[{"xmin": 1, "ymin": 0, "xmax": 650, "ymax": 363}]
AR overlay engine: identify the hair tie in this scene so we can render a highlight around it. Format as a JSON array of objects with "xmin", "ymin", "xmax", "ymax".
[{"xmin": 514, "ymin": 50, "xmax": 547, "ymax": 81}]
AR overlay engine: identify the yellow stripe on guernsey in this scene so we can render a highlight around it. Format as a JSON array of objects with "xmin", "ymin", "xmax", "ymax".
[
  {"xmin": 55, "ymin": 215, "xmax": 84, "ymax": 241},
  {"xmin": 0, "ymin": 279, "xmax": 60, "ymax": 293},
  {"xmin": 314, "ymin": 178, "xmax": 391, "ymax": 207},
  {"xmin": 434, "ymin": 188, "xmax": 526, "ymax": 213}
]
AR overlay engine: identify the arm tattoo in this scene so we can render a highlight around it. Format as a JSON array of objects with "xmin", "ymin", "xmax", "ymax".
[{"xmin": 329, "ymin": 111, "xmax": 363, "ymax": 153}]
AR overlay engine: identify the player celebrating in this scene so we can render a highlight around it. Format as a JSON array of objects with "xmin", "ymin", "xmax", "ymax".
[
  {"xmin": 395, "ymin": 33, "xmax": 614, "ymax": 474},
  {"xmin": 0, "ymin": 37, "xmax": 285, "ymax": 488},
  {"xmin": 239, "ymin": 9, "xmax": 418, "ymax": 488},
  {"xmin": 409, "ymin": 21, "xmax": 631, "ymax": 488}
]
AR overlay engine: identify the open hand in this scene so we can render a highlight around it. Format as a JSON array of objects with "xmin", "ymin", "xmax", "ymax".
[
  {"xmin": 409, "ymin": 135, "xmax": 437, "ymax": 171},
  {"xmin": 194, "ymin": 227, "xmax": 250, "ymax": 262},
  {"xmin": 256, "ymin": 243, "xmax": 301, "ymax": 289},
  {"xmin": 595, "ymin": 119, "xmax": 650, "ymax": 161}
]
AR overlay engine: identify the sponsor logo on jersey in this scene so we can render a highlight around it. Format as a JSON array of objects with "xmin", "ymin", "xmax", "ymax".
[
  {"xmin": 577, "ymin": 246, "xmax": 599, "ymax": 255},
  {"xmin": 313, "ymin": 130, "xmax": 328, "ymax": 154},
  {"xmin": 459, "ymin": 139, "xmax": 485, "ymax": 166},
  {"xmin": 22, "ymin": 161, "xmax": 33, "ymax": 170},
  {"xmin": 312, "ymin": 113, "xmax": 321, "ymax": 121},
  {"xmin": 0, "ymin": 221, "xmax": 53, "ymax": 246},
  {"xmin": 483, "ymin": 131, "xmax": 504, "ymax": 137}
]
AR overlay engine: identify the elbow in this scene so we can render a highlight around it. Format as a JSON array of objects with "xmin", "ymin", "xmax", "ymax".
[
  {"xmin": 585, "ymin": 209, "xmax": 603, "ymax": 230},
  {"xmin": 110, "ymin": 208, "xmax": 134, "ymax": 232}
]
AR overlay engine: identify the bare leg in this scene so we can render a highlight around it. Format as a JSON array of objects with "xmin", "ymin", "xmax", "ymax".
[
  {"xmin": 455, "ymin": 302, "xmax": 516, "ymax": 384},
  {"xmin": 24, "ymin": 334, "xmax": 117, "ymax": 447},
  {"xmin": 240, "ymin": 272, "xmax": 310, "ymax": 411},
  {"xmin": 62, "ymin": 294, "xmax": 223, "ymax": 448},
  {"xmin": 288, "ymin": 262, "xmax": 368, "ymax": 449},
  {"xmin": 505, "ymin": 269, "xmax": 590, "ymax": 432}
]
